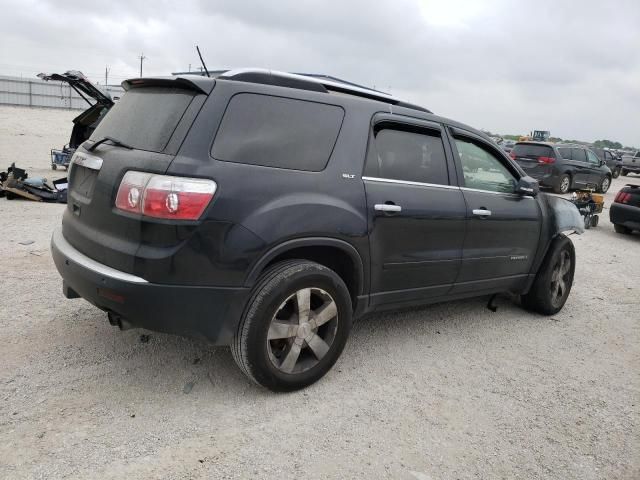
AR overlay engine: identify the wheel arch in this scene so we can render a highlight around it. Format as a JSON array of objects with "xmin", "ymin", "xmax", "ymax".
[{"xmin": 244, "ymin": 237, "xmax": 365, "ymax": 305}]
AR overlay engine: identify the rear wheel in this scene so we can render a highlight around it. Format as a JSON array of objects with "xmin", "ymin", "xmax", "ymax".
[
  {"xmin": 614, "ymin": 224, "xmax": 631, "ymax": 234},
  {"xmin": 555, "ymin": 174, "xmax": 571, "ymax": 194},
  {"xmin": 598, "ymin": 175, "xmax": 611, "ymax": 194},
  {"xmin": 621, "ymin": 169, "xmax": 628, "ymax": 176},
  {"xmin": 232, "ymin": 260, "xmax": 352, "ymax": 392},
  {"xmin": 612, "ymin": 168, "xmax": 620, "ymax": 179},
  {"xmin": 521, "ymin": 235, "xmax": 575, "ymax": 315}
]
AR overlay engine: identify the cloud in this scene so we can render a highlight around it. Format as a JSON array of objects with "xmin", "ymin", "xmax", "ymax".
[{"xmin": 0, "ymin": 0, "xmax": 638, "ymax": 145}]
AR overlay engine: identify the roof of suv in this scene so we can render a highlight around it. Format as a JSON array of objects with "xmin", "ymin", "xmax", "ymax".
[{"xmin": 125, "ymin": 69, "xmax": 496, "ymax": 146}]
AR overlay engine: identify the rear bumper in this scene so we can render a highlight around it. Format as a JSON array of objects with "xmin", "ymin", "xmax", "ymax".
[
  {"xmin": 50, "ymin": 227, "xmax": 249, "ymax": 345},
  {"xmin": 609, "ymin": 203, "xmax": 640, "ymax": 231}
]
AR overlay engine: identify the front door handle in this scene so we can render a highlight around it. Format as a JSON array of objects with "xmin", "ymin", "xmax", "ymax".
[
  {"xmin": 374, "ymin": 203, "xmax": 402, "ymax": 212},
  {"xmin": 472, "ymin": 209, "xmax": 492, "ymax": 216}
]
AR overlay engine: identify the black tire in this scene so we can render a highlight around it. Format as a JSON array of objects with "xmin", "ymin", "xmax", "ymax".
[
  {"xmin": 621, "ymin": 169, "xmax": 628, "ymax": 176},
  {"xmin": 583, "ymin": 215, "xmax": 591, "ymax": 230},
  {"xmin": 554, "ymin": 174, "xmax": 571, "ymax": 194},
  {"xmin": 521, "ymin": 234, "xmax": 576, "ymax": 315},
  {"xmin": 232, "ymin": 260, "xmax": 352, "ymax": 392},
  {"xmin": 612, "ymin": 168, "xmax": 620, "ymax": 179},
  {"xmin": 51, "ymin": 164, "xmax": 57, "ymax": 170},
  {"xmin": 591, "ymin": 215, "xmax": 599, "ymax": 228},
  {"xmin": 598, "ymin": 175, "xmax": 611, "ymax": 194},
  {"xmin": 614, "ymin": 224, "xmax": 631, "ymax": 234}
]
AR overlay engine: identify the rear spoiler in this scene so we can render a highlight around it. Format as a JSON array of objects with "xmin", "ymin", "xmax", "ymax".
[{"xmin": 122, "ymin": 76, "xmax": 215, "ymax": 95}]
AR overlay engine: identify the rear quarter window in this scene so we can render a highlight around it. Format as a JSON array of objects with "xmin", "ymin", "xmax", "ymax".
[
  {"xmin": 211, "ymin": 93, "xmax": 344, "ymax": 171},
  {"xmin": 557, "ymin": 147, "xmax": 572, "ymax": 159}
]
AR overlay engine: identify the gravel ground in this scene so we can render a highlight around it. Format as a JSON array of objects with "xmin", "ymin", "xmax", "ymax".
[{"xmin": 0, "ymin": 105, "xmax": 639, "ymax": 479}]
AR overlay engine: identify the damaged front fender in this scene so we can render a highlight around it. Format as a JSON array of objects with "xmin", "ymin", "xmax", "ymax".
[{"xmin": 543, "ymin": 194, "xmax": 585, "ymax": 235}]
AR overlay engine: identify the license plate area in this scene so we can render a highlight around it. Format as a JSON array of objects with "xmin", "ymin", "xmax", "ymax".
[{"xmin": 70, "ymin": 165, "xmax": 98, "ymax": 201}]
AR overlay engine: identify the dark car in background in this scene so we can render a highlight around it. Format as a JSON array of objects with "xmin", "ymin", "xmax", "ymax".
[
  {"xmin": 610, "ymin": 184, "xmax": 640, "ymax": 234},
  {"xmin": 622, "ymin": 151, "xmax": 640, "ymax": 176},
  {"xmin": 592, "ymin": 148, "xmax": 622, "ymax": 178},
  {"xmin": 511, "ymin": 142, "xmax": 612, "ymax": 194},
  {"xmin": 502, "ymin": 140, "xmax": 516, "ymax": 153}
]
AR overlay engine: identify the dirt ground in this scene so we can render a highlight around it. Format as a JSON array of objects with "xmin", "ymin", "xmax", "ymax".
[{"xmin": 0, "ymin": 105, "xmax": 638, "ymax": 479}]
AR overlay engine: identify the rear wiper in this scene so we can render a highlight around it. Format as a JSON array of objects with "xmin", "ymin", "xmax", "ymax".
[{"xmin": 87, "ymin": 136, "xmax": 134, "ymax": 152}]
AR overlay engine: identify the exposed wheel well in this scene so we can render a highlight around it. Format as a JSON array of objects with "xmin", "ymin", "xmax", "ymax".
[{"xmin": 264, "ymin": 246, "xmax": 361, "ymax": 307}]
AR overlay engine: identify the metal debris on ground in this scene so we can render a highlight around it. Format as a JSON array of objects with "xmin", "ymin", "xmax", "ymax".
[{"xmin": 0, "ymin": 163, "xmax": 68, "ymax": 203}]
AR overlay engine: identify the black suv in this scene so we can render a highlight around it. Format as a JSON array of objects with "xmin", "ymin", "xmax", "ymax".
[
  {"xmin": 511, "ymin": 142, "xmax": 612, "ymax": 194},
  {"xmin": 51, "ymin": 70, "xmax": 584, "ymax": 391}
]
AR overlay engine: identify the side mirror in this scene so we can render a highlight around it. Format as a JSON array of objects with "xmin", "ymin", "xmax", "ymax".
[
  {"xmin": 599, "ymin": 159, "xmax": 605, "ymax": 167},
  {"xmin": 515, "ymin": 176, "xmax": 539, "ymax": 197}
]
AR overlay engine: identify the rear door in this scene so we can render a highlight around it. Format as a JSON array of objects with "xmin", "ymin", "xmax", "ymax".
[
  {"xmin": 448, "ymin": 129, "xmax": 541, "ymax": 294},
  {"xmin": 569, "ymin": 148, "xmax": 591, "ymax": 186},
  {"xmin": 363, "ymin": 115, "xmax": 466, "ymax": 307},
  {"xmin": 63, "ymin": 81, "xmax": 208, "ymax": 274}
]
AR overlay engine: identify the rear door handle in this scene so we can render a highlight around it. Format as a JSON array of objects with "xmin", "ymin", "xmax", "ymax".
[
  {"xmin": 374, "ymin": 204, "xmax": 402, "ymax": 212},
  {"xmin": 472, "ymin": 209, "xmax": 492, "ymax": 216}
]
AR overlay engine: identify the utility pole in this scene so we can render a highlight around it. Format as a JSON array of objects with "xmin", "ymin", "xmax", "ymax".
[
  {"xmin": 139, "ymin": 53, "xmax": 146, "ymax": 77},
  {"xmin": 105, "ymin": 66, "xmax": 110, "ymax": 87},
  {"xmin": 188, "ymin": 63, "xmax": 191, "ymax": 72}
]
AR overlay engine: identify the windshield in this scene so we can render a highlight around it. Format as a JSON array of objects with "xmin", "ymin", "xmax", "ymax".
[{"xmin": 89, "ymin": 87, "xmax": 196, "ymax": 153}]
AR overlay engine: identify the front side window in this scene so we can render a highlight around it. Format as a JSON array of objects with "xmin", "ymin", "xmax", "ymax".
[
  {"xmin": 454, "ymin": 138, "xmax": 517, "ymax": 193},
  {"xmin": 364, "ymin": 127, "xmax": 449, "ymax": 185},
  {"xmin": 586, "ymin": 150, "xmax": 600, "ymax": 165}
]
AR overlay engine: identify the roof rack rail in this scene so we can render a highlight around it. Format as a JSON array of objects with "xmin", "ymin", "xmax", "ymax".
[{"xmin": 217, "ymin": 68, "xmax": 432, "ymax": 114}]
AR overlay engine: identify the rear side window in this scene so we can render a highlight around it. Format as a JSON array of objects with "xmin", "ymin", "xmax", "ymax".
[
  {"xmin": 572, "ymin": 148, "xmax": 587, "ymax": 162},
  {"xmin": 364, "ymin": 127, "xmax": 449, "ymax": 185},
  {"xmin": 212, "ymin": 94, "xmax": 344, "ymax": 171},
  {"xmin": 90, "ymin": 87, "xmax": 196, "ymax": 153},
  {"xmin": 512, "ymin": 144, "xmax": 555, "ymax": 157}
]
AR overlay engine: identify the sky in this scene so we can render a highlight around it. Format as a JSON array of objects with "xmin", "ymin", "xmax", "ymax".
[{"xmin": 1, "ymin": 0, "xmax": 639, "ymax": 147}]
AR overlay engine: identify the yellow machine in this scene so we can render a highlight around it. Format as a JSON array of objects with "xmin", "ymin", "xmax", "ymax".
[{"xmin": 519, "ymin": 130, "xmax": 550, "ymax": 142}]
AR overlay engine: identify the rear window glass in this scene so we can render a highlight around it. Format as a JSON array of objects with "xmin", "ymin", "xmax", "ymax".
[
  {"xmin": 364, "ymin": 127, "xmax": 449, "ymax": 185},
  {"xmin": 212, "ymin": 94, "xmax": 344, "ymax": 171},
  {"xmin": 90, "ymin": 87, "xmax": 196, "ymax": 152},
  {"xmin": 512, "ymin": 144, "xmax": 554, "ymax": 157}
]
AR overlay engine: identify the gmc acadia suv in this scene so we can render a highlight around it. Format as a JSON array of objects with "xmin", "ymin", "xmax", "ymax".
[{"xmin": 51, "ymin": 70, "xmax": 584, "ymax": 391}]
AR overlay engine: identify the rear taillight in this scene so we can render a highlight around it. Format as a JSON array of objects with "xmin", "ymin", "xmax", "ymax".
[
  {"xmin": 538, "ymin": 156, "xmax": 555, "ymax": 164},
  {"xmin": 614, "ymin": 192, "xmax": 631, "ymax": 204},
  {"xmin": 115, "ymin": 171, "xmax": 216, "ymax": 220},
  {"xmin": 509, "ymin": 152, "xmax": 516, "ymax": 160}
]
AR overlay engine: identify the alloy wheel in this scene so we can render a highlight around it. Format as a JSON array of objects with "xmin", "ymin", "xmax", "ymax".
[
  {"xmin": 267, "ymin": 288, "xmax": 339, "ymax": 374},
  {"xmin": 550, "ymin": 250, "xmax": 571, "ymax": 308},
  {"xmin": 560, "ymin": 176, "xmax": 570, "ymax": 193}
]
